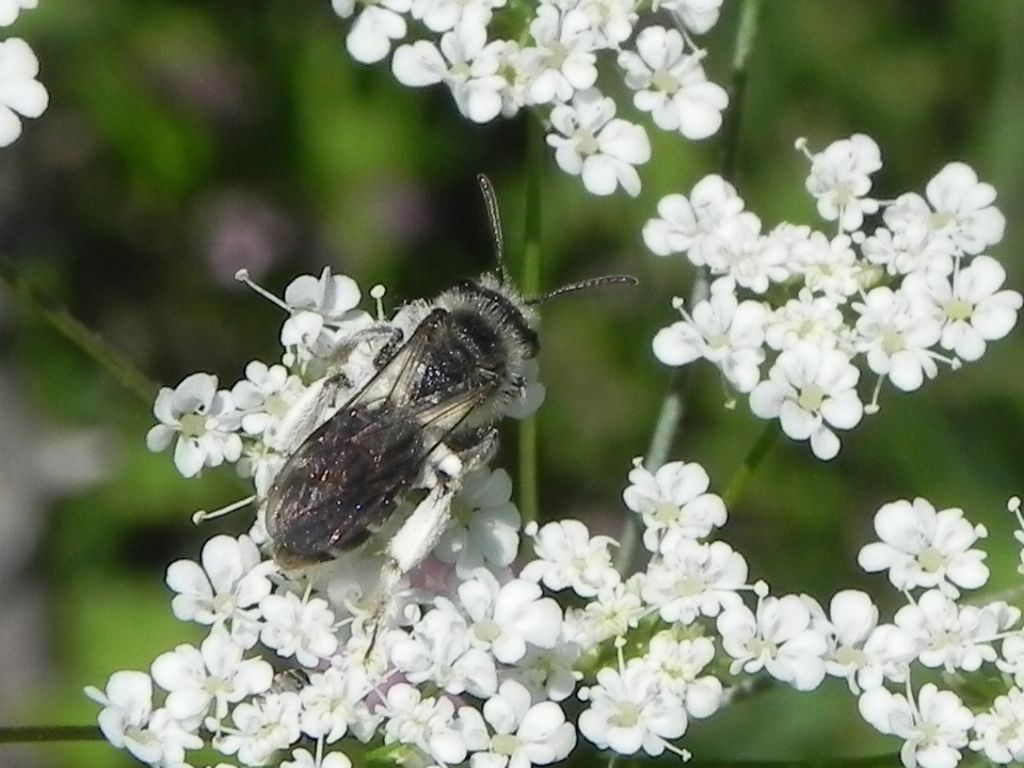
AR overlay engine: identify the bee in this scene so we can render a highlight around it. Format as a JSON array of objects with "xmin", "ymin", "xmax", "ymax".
[{"xmin": 262, "ymin": 178, "xmax": 635, "ymax": 597}]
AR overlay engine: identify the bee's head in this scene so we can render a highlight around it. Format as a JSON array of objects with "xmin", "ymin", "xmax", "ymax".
[{"xmin": 434, "ymin": 273, "xmax": 538, "ymax": 369}]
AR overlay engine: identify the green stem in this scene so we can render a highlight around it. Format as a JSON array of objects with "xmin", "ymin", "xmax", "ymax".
[
  {"xmin": 720, "ymin": 0, "xmax": 762, "ymax": 181},
  {"xmin": 0, "ymin": 257, "xmax": 157, "ymax": 405},
  {"xmin": 0, "ymin": 725, "xmax": 103, "ymax": 743},
  {"xmin": 722, "ymin": 421, "xmax": 778, "ymax": 508},
  {"xmin": 518, "ymin": 115, "xmax": 544, "ymax": 526}
]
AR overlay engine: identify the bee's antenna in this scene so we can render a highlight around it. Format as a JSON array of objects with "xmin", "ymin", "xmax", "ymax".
[
  {"xmin": 527, "ymin": 274, "xmax": 638, "ymax": 305},
  {"xmin": 477, "ymin": 174, "xmax": 507, "ymax": 283}
]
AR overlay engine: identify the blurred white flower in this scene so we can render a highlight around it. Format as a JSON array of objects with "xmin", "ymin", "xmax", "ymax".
[
  {"xmin": 885, "ymin": 162, "xmax": 1005, "ymax": 255},
  {"xmin": 902, "ymin": 255, "xmax": 1022, "ymax": 362},
  {"xmin": 803, "ymin": 133, "xmax": 882, "ymax": 231},
  {"xmin": 331, "ymin": 0, "xmax": 411, "ymax": 64},
  {"xmin": 0, "ymin": 37, "xmax": 47, "ymax": 146}
]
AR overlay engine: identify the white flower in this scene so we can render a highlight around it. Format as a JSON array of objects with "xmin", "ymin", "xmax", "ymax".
[
  {"xmin": 642, "ymin": 536, "xmax": 747, "ymax": 623},
  {"xmin": 804, "ymin": 134, "xmax": 882, "ymax": 231},
  {"xmin": 445, "ymin": 569, "xmax": 562, "ymax": 664},
  {"xmin": 150, "ymin": 630, "xmax": 273, "ymax": 729},
  {"xmin": 575, "ymin": 0, "xmax": 638, "ymax": 46},
  {"xmin": 520, "ymin": 6, "xmax": 598, "ymax": 105},
  {"xmin": 390, "ymin": 608, "xmax": 498, "ymax": 697},
  {"xmin": 86, "ymin": 673, "xmax": 203, "ymax": 766},
  {"xmin": 299, "ymin": 665, "xmax": 380, "ymax": 744},
  {"xmin": 894, "ymin": 589, "xmax": 1007, "ymax": 672},
  {"xmin": 857, "ymin": 498, "xmax": 989, "ymax": 598},
  {"xmin": 858, "ymin": 684, "xmax": 973, "ymax": 768},
  {"xmin": 411, "ymin": 0, "xmax": 504, "ymax": 33},
  {"xmin": 520, "ymin": 519, "xmax": 620, "ymax": 598},
  {"xmin": 861, "ymin": 226, "xmax": 955, "ymax": 278},
  {"xmin": 570, "ymin": 577, "xmax": 646, "ymax": 644},
  {"xmin": 643, "ymin": 632, "xmax": 724, "ymax": 717},
  {"xmin": 392, "ymin": 22, "xmax": 507, "ymax": 123},
  {"xmin": 504, "ymin": 642, "xmax": 583, "ymax": 703},
  {"xmin": 701, "ymin": 213, "xmax": 790, "ymax": 293},
  {"xmin": 765, "ymin": 288, "xmax": 845, "ymax": 352},
  {"xmin": 86, "ymin": 671, "xmax": 154, "ymax": 750},
  {"xmin": 545, "ymin": 88, "xmax": 651, "ymax": 197},
  {"xmin": 717, "ymin": 595, "xmax": 828, "ymax": 691},
  {"xmin": 885, "ymin": 162, "xmax": 1005, "ymax": 255},
  {"xmin": 997, "ymin": 635, "xmax": 1024, "ymax": 684},
  {"xmin": 618, "ymin": 26, "xmax": 727, "ymax": 138},
  {"xmin": 0, "ymin": 37, "xmax": 48, "ymax": 147},
  {"xmin": 902, "ymin": 255, "xmax": 1022, "ymax": 362},
  {"xmin": 578, "ymin": 662, "xmax": 688, "ymax": 757},
  {"xmin": 622, "ymin": 458, "xmax": 727, "ymax": 550},
  {"xmin": 643, "ymin": 174, "xmax": 745, "ymax": 261},
  {"xmin": 749, "ymin": 342, "xmax": 863, "ymax": 460},
  {"xmin": 822, "ymin": 590, "xmax": 915, "ymax": 693},
  {"xmin": 434, "ymin": 467, "xmax": 521, "ymax": 576},
  {"xmin": 146, "ymin": 372, "xmax": 243, "ymax": 478},
  {"xmin": 232, "ymin": 361, "xmax": 307, "ymax": 436},
  {"xmin": 458, "ymin": 680, "xmax": 577, "ymax": 768},
  {"xmin": 280, "ymin": 267, "xmax": 370, "ymax": 351},
  {"xmin": 259, "ymin": 591, "xmax": 339, "ymax": 667},
  {"xmin": 0, "ymin": 0, "xmax": 36, "ymax": 27},
  {"xmin": 331, "ymin": 0, "xmax": 412, "ymax": 64},
  {"xmin": 654, "ymin": 291, "xmax": 768, "ymax": 393},
  {"xmin": 381, "ymin": 683, "xmax": 467, "ymax": 766},
  {"xmin": 214, "ymin": 691, "xmax": 303, "ymax": 766},
  {"xmin": 165, "ymin": 534, "xmax": 272, "ymax": 647},
  {"xmin": 971, "ymin": 687, "xmax": 1024, "ymax": 764},
  {"xmin": 282, "ymin": 748, "xmax": 353, "ymax": 768},
  {"xmin": 853, "ymin": 286, "xmax": 942, "ymax": 391},
  {"xmin": 660, "ymin": 0, "xmax": 723, "ymax": 34},
  {"xmin": 791, "ymin": 232, "xmax": 862, "ymax": 302}
]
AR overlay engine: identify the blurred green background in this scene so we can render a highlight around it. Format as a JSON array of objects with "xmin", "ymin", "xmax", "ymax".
[{"xmin": 0, "ymin": 0, "xmax": 1022, "ymax": 766}]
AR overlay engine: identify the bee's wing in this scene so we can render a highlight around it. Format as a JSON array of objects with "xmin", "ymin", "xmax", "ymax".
[
  {"xmin": 342, "ymin": 308, "xmax": 451, "ymax": 411},
  {"xmin": 266, "ymin": 309, "xmax": 498, "ymax": 563}
]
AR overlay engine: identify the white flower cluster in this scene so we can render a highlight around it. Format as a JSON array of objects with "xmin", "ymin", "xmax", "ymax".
[
  {"xmin": 849, "ymin": 497, "xmax": 1024, "ymax": 768},
  {"xmin": 0, "ymin": 0, "xmax": 48, "ymax": 147},
  {"xmin": 648, "ymin": 134, "xmax": 1021, "ymax": 459},
  {"xmin": 329, "ymin": 0, "xmax": 728, "ymax": 197},
  {"xmin": 98, "ymin": 266, "xmax": 1024, "ymax": 768}
]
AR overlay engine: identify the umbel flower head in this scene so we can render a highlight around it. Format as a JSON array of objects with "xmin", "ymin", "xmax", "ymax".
[
  {"xmin": 647, "ymin": 135, "xmax": 1021, "ymax": 460},
  {"xmin": 91, "ymin": 247, "xmax": 1024, "ymax": 768},
  {"xmin": 329, "ymin": 0, "xmax": 731, "ymax": 199}
]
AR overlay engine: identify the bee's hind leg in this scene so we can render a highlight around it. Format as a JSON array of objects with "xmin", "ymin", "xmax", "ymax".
[{"xmin": 364, "ymin": 465, "xmax": 464, "ymax": 653}]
